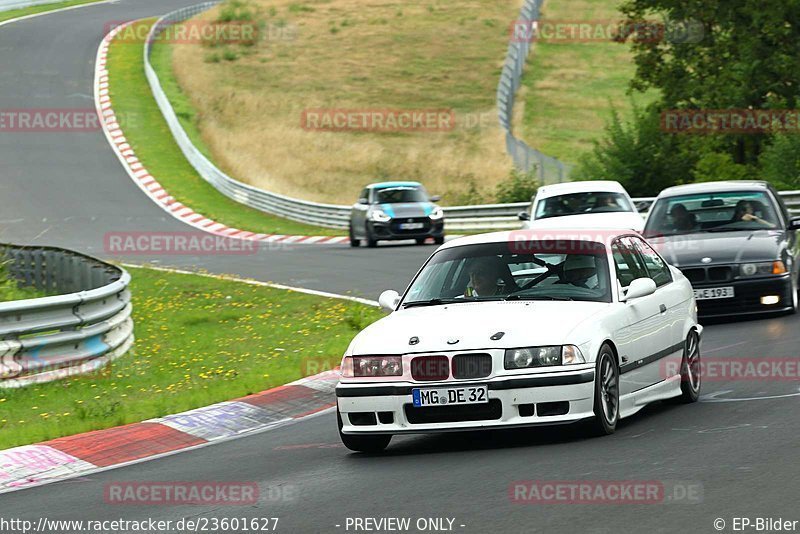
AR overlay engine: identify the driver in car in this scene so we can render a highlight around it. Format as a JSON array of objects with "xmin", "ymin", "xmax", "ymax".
[
  {"xmin": 561, "ymin": 255, "xmax": 600, "ymax": 289},
  {"xmin": 465, "ymin": 258, "xmax": 507, "ymax": 297}
]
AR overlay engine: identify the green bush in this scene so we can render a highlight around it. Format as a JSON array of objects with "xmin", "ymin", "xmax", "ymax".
[
  {"xmin": 760, "ymin": 134, "xmax": 800, "ymax": 191},
  {"xmin": 691, "ymin": 152, "xmax": 752, "ymax": 184},
  {"xmin": 495, "ymin": 168, "xmax": 539, "ymax": 203},
  {"xmin": 216, "ymin": 0, "xmax": 255, "ymax": 23}
]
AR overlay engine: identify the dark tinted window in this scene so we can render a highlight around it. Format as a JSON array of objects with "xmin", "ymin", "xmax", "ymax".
[
  {"xmin": 375, "ymin": 187, "xmax": 428, "ymax": 204},
  {"xmin": 612, "ymin": 238, "xmax": 648, "ymax": 288},
  {"xmin": 630, "ymin": 237, "xmax": 672, "ymax": 287}
]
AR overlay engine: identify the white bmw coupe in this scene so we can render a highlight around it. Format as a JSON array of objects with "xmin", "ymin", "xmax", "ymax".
[{"xmin": 336, "ymin": 230, "xmax": 702, "ymax": 452}]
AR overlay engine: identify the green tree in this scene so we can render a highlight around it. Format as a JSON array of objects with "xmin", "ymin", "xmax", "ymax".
[
  {"xmin": 573, "ymin": 104, "xmax": 696, "ymax": 196},
  {"xmin": 760, "ymin": 135, "xmax": 800, "ymax": 190},
  {"xmin": 620, "ymin": 0, "xmax": 800, "ymax": 164}
]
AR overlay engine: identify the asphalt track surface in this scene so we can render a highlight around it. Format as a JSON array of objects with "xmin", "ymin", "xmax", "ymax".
[{"xmin": 1, "ymin": 2, "xmax": 800, "ymax": 533}]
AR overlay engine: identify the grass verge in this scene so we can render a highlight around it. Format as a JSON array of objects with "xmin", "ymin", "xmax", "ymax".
[
  {"xmin": 519, "ymin": 0, "xmax": 658, "ymax": 165},
  {"xmin": 166, "ymin": 0, "xmax": 517, "ymax": 205},
  {"xmin": 0, "ymin": 265, "xmax": 383, "ymax": 450},
  {"xmin": 0, "ymin": 0, "xmax": 104, "ymax": 24},
  {"xmin": 107, "ymin": 19, "xmax": 345, "ymax": 236}
]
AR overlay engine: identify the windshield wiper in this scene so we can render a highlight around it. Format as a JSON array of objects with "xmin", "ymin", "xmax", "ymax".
[
  {"xmin": 402, "ymin": 298, "xmax": 462, "ymax": 309},
  {"xmin": 504, "ymin": 294, "xmax": 573, "ymax": 301},
  {"xmin": 705, "ymin": 226, "xmax": 755, "ymax": 233}
]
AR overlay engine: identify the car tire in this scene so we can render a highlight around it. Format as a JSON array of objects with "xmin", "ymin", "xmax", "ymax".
[
  {"xmin": 434, "ymin": 236, "xmax": 445, "ymax": 245},
  {"xmin": 678, "ymin": 329, "xmax": 701, "ymax": 403},
  {"xmin": 349, "ymin": 225, "xmax": 360, "ymax": 247},
  {"xmin": 364, "ymin": 224, "xmax": 378, "ymax": 248},
  {"xmin": 337, "ymin": 410, "xmax": 391, "ymax": 453},
  {"xmin": 588, "ymin": 344, "xmax": 619, "ymax": 436}
]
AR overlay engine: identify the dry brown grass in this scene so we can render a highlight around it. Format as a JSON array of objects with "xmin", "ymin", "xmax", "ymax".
[{"xmin": 168, "ymin": 0, "xmax": 522, "ymax": 205}]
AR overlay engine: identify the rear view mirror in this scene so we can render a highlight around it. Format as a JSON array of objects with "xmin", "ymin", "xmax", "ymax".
[
  {"xmin": 620, "ymin": 278, "xmax": 656, "ymax": 302},
  {"xmin": 790, "ymin": 217, "xmax": 800, "ymax": 231},
  {"xmin": 429, "ymin": 195, "xmax": 442, "ymax": 203},
  {"xmin": 358, "ymin": 198, "xmax": 368, "ymax": 205},
  {"xmin": 518, "ymin": 211, "xmax": 531, "ymax": 221},
  {"xmin": 378, "ymin": 290, "xmax": 401, "ymax": 311}
]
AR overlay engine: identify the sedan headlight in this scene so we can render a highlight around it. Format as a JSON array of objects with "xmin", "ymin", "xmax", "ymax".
[
  {"xmin": 429, "ymin": 207, "xmax": 444, "ymax": 220},
  {"xmin": 369, "ymin": 209, "xmax": 391, "ymax": 223},
  {"xmin": 739, "ymin": 261, "xmax": 786, "ymax": 277},
  {"xmin": 341, "ymin": 356, "xmax": 402, "ymax": 377},
  {"xmin": 504, "ymin": 345, "xmax": 585, "ymax": 369}
]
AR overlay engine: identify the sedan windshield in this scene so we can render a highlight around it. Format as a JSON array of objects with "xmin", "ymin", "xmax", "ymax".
[
  {"xmin": 535, "ymin": 192, "xmax": 634, "ymax": 220},
  {"xmin": 402, "ymin": 241, "xmax": 612, "ymax": 306},
  {"xmin": 644, "ymin": 191, "xmax": 780, "ymax": 237},
  {"xmin": 375, "ymin": 187, "xmax": 428, "ymax": 204}
]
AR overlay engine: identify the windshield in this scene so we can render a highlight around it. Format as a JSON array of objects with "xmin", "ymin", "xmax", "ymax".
[
  {"xmin": 644, "ymin": 190, "xmax": 780, "ymax": 237},
  {"xmin": 402, "ymin": 241, "xmax": 612, "ymax": 306},
  {"xmin": 375, "ymin": 187, "xmax": 428, "ymax": 204},
  {"xmin": 535, "ymin": 192, "xmax": 634, "ymax": 220}
]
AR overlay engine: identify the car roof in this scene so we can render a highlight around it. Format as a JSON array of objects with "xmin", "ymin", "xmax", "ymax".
[
  {"xmin": 535, "ymin": 180, "xmax": 628, "ymax": 199},
  {"xmin": 438, "ymin": 228, "xmax": 638, "ymax": 251},
  {"xmin": 657, "ymin": 180, "xmax": 770, "ymax": 198},
  {"xmin": 366, "ymin": 181, "xmax": 422, "ymax": 189}
]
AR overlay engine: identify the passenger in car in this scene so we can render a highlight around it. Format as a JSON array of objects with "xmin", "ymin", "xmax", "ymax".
[
  {"xmin": 731, "ymin": 200, "xmax": 776, "ymax": 228},
  {"xmin": 561, "ymin": 255, "xmax": 600, "ymax": 289}
]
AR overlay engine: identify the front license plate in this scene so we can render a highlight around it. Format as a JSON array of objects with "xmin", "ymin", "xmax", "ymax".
[
  {"xmin": 412, "ymin": 385, "xmax": 488, "ymax": 407},
  {"xmin": 694, "ymin": 286, "xmax": 735, "ymax": 300},
  {"xmin": 399, "ymin": 222, "xmax": 424, "ymax": 230}
]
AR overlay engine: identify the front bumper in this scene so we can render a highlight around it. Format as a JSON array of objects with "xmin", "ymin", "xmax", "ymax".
[
  {"xmin": 694, "ymin": 274, "xmax": 794, "ymax": 318},
  {"xmin": 369, "ymin": 219, "xmax": 444, "ymax": 241},
  {"xmin": 337, "ymin": 368, "xmax": 595, "ymax": 435}
]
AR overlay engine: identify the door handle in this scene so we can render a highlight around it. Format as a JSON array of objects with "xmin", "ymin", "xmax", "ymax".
[{"xmin": 659, "ymin": 304, "xmax": 667, "ymax": 314}]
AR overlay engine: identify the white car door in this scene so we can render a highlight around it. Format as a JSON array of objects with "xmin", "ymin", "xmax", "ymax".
[
  {"xmin": 611, "ymin": 237, "xmax": 674, "ymax": 396},
  {"xmin": 629, "ymin": 237, "xmax": 687, "ymax": 386}
]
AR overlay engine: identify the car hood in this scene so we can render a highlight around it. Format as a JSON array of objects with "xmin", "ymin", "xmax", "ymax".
[
  {"xmin": 378, "ymin": 202, "xmax": 434, "ymax": 218},
  {"xmin": 349, "ymin": 301, "xmax": 608, "ymax": 355},
  {"xmin": 649, "ymin": 230, "xmax": 784, "ymax": 266},
  {"xmin": 527, "ymin": 212, "xmax": 644, "ymax": 231}
]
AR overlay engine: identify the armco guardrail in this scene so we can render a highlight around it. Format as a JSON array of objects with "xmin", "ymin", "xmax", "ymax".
[
  {"xmin": 141, "ymin": 3, "xmax": 544, "ymax": 233},
  {"xmin": 496, "ymin": 0, "xmax": 571, "ymax": 184},
  {"xmin": 142, "ymin": 4, "xmax": 800, "ymax": 233},
  {"xmin": 0, "ymin": 245, "xmax": 133, "ymax": 388}
]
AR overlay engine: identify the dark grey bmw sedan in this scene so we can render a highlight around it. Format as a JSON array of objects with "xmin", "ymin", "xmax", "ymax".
[{"xmin": 643, "ymin": 181, "xmax": 800, "ymax": 318}]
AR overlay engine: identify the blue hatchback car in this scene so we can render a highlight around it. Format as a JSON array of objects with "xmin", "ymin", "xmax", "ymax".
[{"xmin": 349, "ymin": 182, "xmax": 445, "ymax": 247}]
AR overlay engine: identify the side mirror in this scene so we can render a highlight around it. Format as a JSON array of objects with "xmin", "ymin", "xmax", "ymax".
[
  {"xmin": 790, "ymin": 217, "xmax": 800, "ymax": 230},
  {"xmin": 429, "ymin": 195, "xmax": 441, "ymax": 203},
  {"xmin": 620, "ymin": 278, "xmax": 656, "ymax": 302},
  {"xmin": 378, "ymin": 290, "xmax": 401, "ymax": 311},
  {"xmin": 358, "ymin": 198, "xmax": 369, "ymax": 205},
  {"xmin": 518, "ymin": 211, "xmax": 531, "ymax": 221}
]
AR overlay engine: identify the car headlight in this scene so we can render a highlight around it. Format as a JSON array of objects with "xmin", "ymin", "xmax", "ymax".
[
  {"xmin": 504, "ymin": 345, "xmax": 585, "ymax": 369},
  {"xmin": 341, "ymin": 356, "xmax": 402, "ymax": 377},
  {"xmin": 369, "ymin": 209, "xmax": 391, "ymax": 223},
  {"xmin": 739, "ymin": 261, "xmax": 787, "ymax": 277},
  {"xmin": 429, "ymin": 207, "xmax": 444, "ymax": 220}
]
